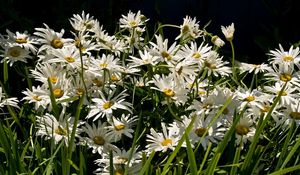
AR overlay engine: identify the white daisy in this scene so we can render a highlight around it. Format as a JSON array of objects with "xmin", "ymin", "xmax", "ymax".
[
  {"xmin": 221, "ymin": 23, "xmax": 235, "ymax": 41},
  {"xmin": 86, "ymin": 88, "xmax": 133, "ymax": 121},
  {"xmin": 4, "ymin": 29, "xmax": 38, "ymax": 53},
  {"xmin": 36, "ymin": 113, "xmax": 82, "ymax": 146},
  {"xmin": 175, "ymin": 15, "xmax": 202, "ymax": 40},
  {"xmin": 1, "ymin": 45, "xmax": 31, "ymax": 66},
  {"xmin": 203, "ymin": 51, "xmax": 232, "ymax": 77},
  {"xmin": 80, "ymin": 120, "xmax": 118, "ymax": 154},
  {"xmin": 211, "ymin": 35, "xmax": 225, "ymax": 47},
  {"xmin": 146, "ymin": 122, "xmax": 179, "ymax": 153},
  {"xmin": 0, "ymin": 86, "xmax": 19, "ymax": 109},
  {"xmin": 106, "ymin": 114, "xmax": 138, "ymax": 142},
  {"xmin": 268, "ymin": 44, "xmax": 300, "ymax": 70},
  {"xmin": 34, "ymin": 23, "xmax": 73, "ymax": 52},
  {"xmin": 69, "ymin": 11, "xmax": 97, "ymax": 32},
  {"xmin": 22, "ymin": 85, "xmax": 50, "ymax": 110},
  {"xmin": 119, "ymin": 10, "xmax": 148, "ymax": 31}
]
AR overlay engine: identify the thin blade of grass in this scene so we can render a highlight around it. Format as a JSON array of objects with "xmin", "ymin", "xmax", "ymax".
[{"xmin": 185, "ymin": 133, "xmax": 197, "ymax": 175}]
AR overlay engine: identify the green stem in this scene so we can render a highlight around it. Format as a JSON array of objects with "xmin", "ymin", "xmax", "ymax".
[{"xmin": 166, "ymin": 97, "xmax": 181, "ymax": 121}]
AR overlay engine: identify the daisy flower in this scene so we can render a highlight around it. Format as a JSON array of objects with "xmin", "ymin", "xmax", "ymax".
[
  {"xmin": 34, "ymin": 23, "xmax": 73, "ymax": 52},
  {"xmin": 49, "ymin": 45, "xmax": 82, "ymax": 70},
  {"xmin": 168, "ymin": 59, "xmax": 198, "ymax": 84},
  {"xmin": 22, "ymin": 85, "xmax": 50, "ymax": 110},
  {"xmin": 171, "ymin": 114, "xmax": 225, "ymax": 149},
  {"xmin": 178, "ymin": 41, "xmax": 212, "ymax": 65},
  {"xmin": 264, "ymin": 82, "xmax": 299, "ymax": 106},
  {"xmin": 280, "ymin": 103, "xmax": 300, "ymax": 127},
  {"xmin": 150, "ymin": 74, "xmax": 188, "ymax": 104},
  {"xmin": 211, "ymin": 35, "xmax": 225, "ymax": 47},
  {"xmin": 175, "ymin": 15, "xmax": 202, "ymax": 40},
  {"xmin": 80, "ymin": 120, "xmax": 118, "ymax": 154},
  {"xmin": 238, "ymin": 62, "xmax": 272, "ymax": 74},
  {"xmin": 149, "ymin": 34, "xmax": 180, "ymax": 62},
  {"xmin": 107, "ymin": 114, "xmax": 138, "ymax": 142},
  {"xmin": 265, "ymin": 64, "xmax": 300, "ymax": 87},
  {"xmin": 146, "ymin": 122, "xmax": 179, "ymax": 154},
  {"xmin": 236, "ymin": 87, "xmax": 265, "ymax": 109},
  {"xmin": 36, "ymin": 113, "xmax": 82, "ymax": 146},
  {"xmin": 30, "ymin": 62, "xmax": 66, "ymax": 85},
  {"xmin": 4, "ymin": 29, "xmax": 38, "ymax": 53},
  {"xmin": 89, "ymin": 53, "xmax": 122, "ymax": 74},
  {"xmin": 1, "ymin": 45, "xmax": 31, "ymax": 66},
  {"xmin": 69, "ymin": 11, "xmax": 97, "ymax": 32},
  {"xmin": 119, "ymin": 10, "xmax": 148, "ymax": 31},
  {"xmin": 234, "ymin": 114, "xmax": 256, "ymax": 147},
  {"xmin": 95, "ymin": 146, "xmax": 142, "ymax": 169},
  {"xmin": 129, "ymin": 49, "xmax": 160, "ymax": 67},
  {"xmin": 267, "ymin": 44, "xmax": 300, "ymax": 70},
  {"xmin": 0, "ymin": 86, "xmax": 19, "ymax": 109},
  {"xmin": 86, "ymin": 88, "xmax": 132, "ymax": 121},
  {"xmin": 203, "ymin": 51, "xmax": 232, "ymax": 77},
  {"xmin": 221, "ymin": 23, "xmax": 235, "ymax": 41}
]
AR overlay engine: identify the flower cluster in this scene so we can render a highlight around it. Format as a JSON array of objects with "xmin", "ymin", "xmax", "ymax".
[{"xmin": 1, "ymin": 10, "xmax": 300, "ymax": 174}]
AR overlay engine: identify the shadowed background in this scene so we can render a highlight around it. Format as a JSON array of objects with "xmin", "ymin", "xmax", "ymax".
[{"xmin": 1, "ymin": 0, "xmax": 299, "ymax": 63}]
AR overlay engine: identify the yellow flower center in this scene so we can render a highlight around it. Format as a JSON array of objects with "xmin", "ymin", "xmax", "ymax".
[
  {"xmin": 84, "ymin": 21, "xmax": 93, "ymax": 29},
  {"xmin": 49, "ymin": 76, "xmax": 58, "ymax": 84},
  {"xmin": 53, "ymin": 88, "xmax": 64, "ymax": 98},
  {"xmin": 192, "ymin": 52, "xmax": 201, "ymax": 59},
  {"xmin": 260, "ymin": 105, "xmax": 270, "ymax": 113},
  {"xmin": 289, "ymin": 112, "xmax": 300, "ymax": 120},
  {"xmin": 280, "ymin": 73, "xmax": 292, "ymax": 82},
  {"xmin": 236, "ymin": 124, "xmax": 250, "ymax": 135},
  {"xmin": 93, "ymin": 136, "xmax": 105, "ymax": 145},
  {"xmin": 244, "ymin": 96, "xmax": 255, "ymax": 102},
  {"xmin": 51, "ymin": 38, "xmax": 64, "ymax": 49},
  {"xmin": 92, "ymin": 78, "xmax": 103, "ymax": 87},
  {"xmin": 177, "ymin": 66, "xmax": 183, "ymax": 75},
  {"xmin": 74, "ymin": 39, "xmax": 81, "ymax": 48},
  {"xmin": 15, "ymin": 38, "xmax": 27, "ymax": 44},
  {"xmin": 114, "ymin": 124, "xmax": 125, "ymax": 131},
  {"xmin": 76, "ymin": 88, "xmax": 84, "ymax": 96},
  {"xmin": 195, "ymin": 127, "xmax": 207, "ymax": 137},
  {"xmin": 283, "ymin": 56, "xmax": 294, "ymax": 62},
  {"xmin": 115, "ymin": 169, "xmax": 124, "ymax": 175},
  {"xmin": 182, "ymin": 25, "xmax": 190, "ymax": 33},
  {"xmin": 33, "ymin": 95, "xmax": 42, "ymax": 101},
  {"xmin": 55, "ymin": 126, "xmax": 67, "ymax": 135},
  {"xmin": 277, "ymin": 91, "xmax": 287, "ymax": 96},
  {"xmin": 100, "ymin": 63, "xmax": 108, "ymax": 69},
  {"xmin": 205, "ymin": 61, "xmax": 217, "ymax": 69},
  {"xmin": 222, "ymin": 107, "xmax": 229, "ymax": 115},
  {"xmin": 161, "ymin": 138, "xmax": 172, "ymax": 146},
  {"xmin": 8, "ymin": 48, "xmax": 21, "ymax": 57},
  {"xmin": 111, "ymin": 75, "xmax": 120, "ymax": 82},
  {"xmin": 163, "ymin": 88, "xmax": 175, "ymax": 97},
  {"xmin": 103, "ymin": 101, "xmax": 114, "ymax": 109},
  {"xmin": 161, "ymin": 51, "xmax": 172, "ymax": 60},
  {"xmin": 129, "ymin": 21, "xmax": 138, "ymax": 28},
  {"xmin": 64, "ymin": 56, "xmax": 75, "ymax": 63},
  {"xmin": 117, "ymin": 157, "xmax": 129, "ymax": 164}
]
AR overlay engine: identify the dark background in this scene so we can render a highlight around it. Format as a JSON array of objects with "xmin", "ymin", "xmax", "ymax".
[{"xmin": 1, "ymin": 0, "xmax": 300, "ymax": 63}]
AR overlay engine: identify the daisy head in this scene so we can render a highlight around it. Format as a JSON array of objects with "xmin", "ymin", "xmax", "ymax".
[
  {"xmin": 36, "ymin": 113, "xmax": 81, "ymax": 146},
  {"xmin": 106, "ymin": 114, "xmax": 138, "ymax": 142},
  {"xmin": 119, "ymin": 10, "xmax": 148, "ymax": 31},
  {"xmin": 80, "ymin": 120, "xmax": 118, "ymax": 155},
  {"xmin": 176, "ymin": 15, "xmax": 202, "ymax": 40},
  {"xmin": 5, "ymin": 29, "xmax": 38, "ymax": 53},
  {"xmin": 146, "ymin": 122, "xmax": 179, "ymax": 154},
  {"xmin": 1, "ymin": 45, "xmax": 31, "ymax": 66},
  {"xmin": 221, "ymin": 23, "xmax": 235, "ymax": 41}
]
